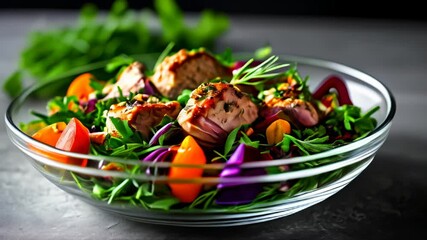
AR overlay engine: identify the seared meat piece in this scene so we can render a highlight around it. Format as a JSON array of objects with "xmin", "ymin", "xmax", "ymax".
[
  {"xmin": 177, "ymin": 82, "xmax": 258, "ymax": 147},
  {"xmin": 102, "ymin": 61, "xmax": 146, "ymax": 100},
  {"xmin": 150, "ymin": 49, "xmax": 232, "ymax": 99},
  {"xmin": 261, "ymin": 97, "xmax": 319, "ymax": 128},
  {"xmin": 259, "ymin": 76, "xmax": 320, "ymax": 128},
  {"xmin": 106, "ymin": 94, "xmax": 181, "ymax": 138}
]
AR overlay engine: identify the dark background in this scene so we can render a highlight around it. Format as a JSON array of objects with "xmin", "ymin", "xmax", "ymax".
[{"xmin": 2, "ymin": 0, "xmax": 427, "ymax": 22}]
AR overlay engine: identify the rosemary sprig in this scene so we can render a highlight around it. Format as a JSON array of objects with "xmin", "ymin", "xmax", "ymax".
[{"xmin": 230, "ymin": 55, "xmax": 289, "ymax": 86}]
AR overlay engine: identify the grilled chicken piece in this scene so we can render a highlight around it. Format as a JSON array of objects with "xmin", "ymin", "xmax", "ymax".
[
  {"xmin": 261, "ymin": 97, "xmax": 319, "ymax": 127},
  {"xmin": 101, "ymin": 61, "xmax": 146, "ymax": 100},
  {"xmin": 259, "ymin": 77, "xmax": 321, "ymax": 128},
  {"xmin": 106, "ymin": 94, "xmax": 181, "ymax": 138},
  {"xmin": 150, "ymin": 49, "xmax": 232, "ymax": 99},
  {"xmin": 177, "ymin": 82, "xmax": 258, "ymax": 147},
  {"xmin": 89, "ymin": 132, "xmax": 108, "ymax": 145}
]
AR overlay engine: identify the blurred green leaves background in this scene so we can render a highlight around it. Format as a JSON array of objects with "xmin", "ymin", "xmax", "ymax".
[{"xmin": 3, "ymin": 0, "xmax": 229, "ymax": 98}]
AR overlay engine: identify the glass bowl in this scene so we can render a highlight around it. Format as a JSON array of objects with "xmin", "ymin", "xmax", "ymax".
[{"xmin": 5, "ymin": 54, "xmax": 396, "ymax": 227}]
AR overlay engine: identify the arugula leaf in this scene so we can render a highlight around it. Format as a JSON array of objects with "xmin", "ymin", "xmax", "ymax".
[
  {"xmin": 224, "ymin": 125, "xmax": 242, "ymax": 157},
  {"xmin": 108, "ymin": 179, "xmax": 132, "ymax": 204},
  {"xmin": 279, "ymin": 130, "xmax": 335, "ymax": 156},
  {"xmin": 284, "ymin": 64, "xmax": 312, "ymax": 101},
  {"xmin": 93, "ymin": 184, "xmax": 115, "ymax": 200},
  {"xmin": 188, "ymin": 190, "xmax": 218, "ymax": 209},
  {"xmin": 176, "ymin": 89, "xmax": 192, "ymax": 107},
  {"xmin": 354, "ymin": 106, "xmax": 379, "ymax": 134},
  {"xmin": 239, "ymin": 132, "xmax": 260, "ymax": 149},
  {"xmin": 146, "ymin": 198, "xmax": 180, "ymax": 210},
  {"xmin": 108, "ymin": 117, "xmax": 134, "ymax": 140},
  {"xmin": 326, "ymin": 104, "xmax": 379, "ymax": 138}
]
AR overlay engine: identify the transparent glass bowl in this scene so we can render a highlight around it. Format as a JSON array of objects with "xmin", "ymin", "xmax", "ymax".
[{"xmin": 5, "ymin": 54, "xmax": 396, "ymax": 227}]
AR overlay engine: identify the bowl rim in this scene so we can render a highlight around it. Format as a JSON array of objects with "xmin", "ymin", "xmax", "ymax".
[{"xmin": 5, "ymin": 53, "xmax": 396, "ymax": 176}]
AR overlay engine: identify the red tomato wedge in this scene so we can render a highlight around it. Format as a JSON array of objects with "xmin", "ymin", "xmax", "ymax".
[
  {"xmin": 168, "ymin": 135, "xmax": 207, "ymax": 203},
  {"xmin": 54, "ymin": 118, "xmax": 90, "ymax": 166}
]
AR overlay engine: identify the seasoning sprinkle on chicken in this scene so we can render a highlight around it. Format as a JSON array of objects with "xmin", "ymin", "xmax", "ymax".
[
  {"xmin": 106, "ymin": 94, "xmax": 181, "ymax": 138},
  {"xmin": 150, "ymin": 49, "xmax": 232, "ymax": 99},
  {"xmin": 177, "ymin": 82, "xmax": 258, "ymax": 147}
]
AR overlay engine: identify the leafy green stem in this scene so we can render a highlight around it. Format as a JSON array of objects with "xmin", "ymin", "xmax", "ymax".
[{"xmin": 230, "ymin": 55, "xmax": 289, "ymax": 86}]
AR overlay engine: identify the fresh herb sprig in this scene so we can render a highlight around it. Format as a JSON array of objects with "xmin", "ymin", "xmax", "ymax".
[{"xmin": 230, "ymin": 55, "xmax": 289, "ymax": 86}]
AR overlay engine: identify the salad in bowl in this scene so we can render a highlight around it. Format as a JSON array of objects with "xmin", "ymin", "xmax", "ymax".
[{"xmin": 6, "ymin": 46, "xmax": 395, "ymax": 226}]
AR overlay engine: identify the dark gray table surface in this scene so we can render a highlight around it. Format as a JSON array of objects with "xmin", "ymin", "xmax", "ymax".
[{"xmin": 1, "ymin": 10, "xmax": 426, "ymax": 240}]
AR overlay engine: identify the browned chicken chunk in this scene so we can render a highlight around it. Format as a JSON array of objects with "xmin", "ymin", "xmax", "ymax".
[
  {"xmin": 177, "ymin": 82, "xmax": 258, "ymax": 147},
  {"xmin": 101, "ymin": 61, "xmax": 146, "ymax": 100},
  {"xmin": 261, "ymin": 94, "xmax": 319, "ymax": 128},
  {"xmin": 106, "ymin": 94, "xmax": 181, "ymax": 138},
  {"xmin": 150, "ymin": 49, "xmax": 231, "ymax": 99}
]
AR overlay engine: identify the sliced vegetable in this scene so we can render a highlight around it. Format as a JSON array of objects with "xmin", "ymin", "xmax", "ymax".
[
  {"xmin": 312, "ymin": 75, "xmax": 353, "ymax": 105},
  {"xmin": 143, "ymin": 147, "xmax": 170, "ymax": 162},
  {"xmin": 216, "ymin": 143, "xmax": 266, "ymax": 205},
  {"xmin": 32, "ymin": 122, "xmax": 67, "ymax": 147},
  {"xmin": 266, "ymin": 119, "xmax": 291, "ymax": 145},
  {"xmin": 89, "ymin": 132, "xmax": 108, "ymax": 145},
  {"xmin": 66, "ymin": 73, "xmax": 97, "ymax": 102},
  {"xmin": 30, "ymin": 122, "xmax": 67, "ymax": 163},
  {"xmin": 148, "ymin": 122, "xmax": 173, "ymax": 146},
  {"xmin": 142, "ymin": 146, "xmax": 177, "ymax": 175},
  {"xmin": 54, "ymin": 118, "xmax": 91, "ymax": 166},
  {"xmin": 168, "ymin": 135, "xmax": 206, "ymax": 203}
]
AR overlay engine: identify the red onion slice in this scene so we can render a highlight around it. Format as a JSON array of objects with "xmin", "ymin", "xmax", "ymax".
[
  {"xmin": 312, "ymin": 75, "xmax": 353, "ymax": 105},
  {"xmin": 148, "ymin": 122, "xmax": 173, "ymax": 146}
]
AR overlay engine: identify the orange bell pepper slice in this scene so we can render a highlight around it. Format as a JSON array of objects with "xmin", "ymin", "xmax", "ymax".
[
  {"xmin": 266, "ymin": 119, "xmax": 291, "ymax": 145},
  {"xmin": 66, "ymin": 73, "xmax": 97, "ymax": 102},
  {"xmin": 31, "ymin": 118, "xmax": 90, "ymax": 167},
  {"xmin": 32, "ymin": 122, "xmax": 67, "ymax": 147},
  {"xmin": 168, "ymin": 135, "xmax": 207, "ymax": 203}
]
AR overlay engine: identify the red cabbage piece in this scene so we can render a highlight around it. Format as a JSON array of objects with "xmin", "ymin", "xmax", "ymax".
[
  {"xmin": 84, "ymin": 99, "xmax": 97, "ymax": 114},
  {"xmin": 216, "ymin": 143, "xmax": 266, "ymax": 205}
]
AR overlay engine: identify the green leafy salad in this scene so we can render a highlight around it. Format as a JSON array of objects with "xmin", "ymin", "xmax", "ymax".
[{"xmin": 22, "ymin": 47, "xmax": 379, "ymax": 211}]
